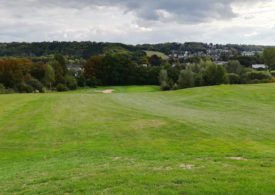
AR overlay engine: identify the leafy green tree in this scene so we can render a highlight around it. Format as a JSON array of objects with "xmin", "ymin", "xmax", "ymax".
[
  {"xmin": 244, "ymin": 71, "xmax": 272, "ymax": 83},
  {"xmin": 43, "ymin": 64, "xmax": 55, "ymax": 89},
  {"xmin": 149, "ymin": 55, "xmax": 162, "ymax": 66},
  {"xmin": 64, "ymin": 74, "xmax": 78, "ymax": 90},
  {"xmin": 178, "ymin": 69, "xmax": 195, "ymax": 89},
  {"xmin": 227, "ymin": 73, "xmax": 241, "ymax": 84},
  {"xmin": 225, "ymin": 60, "xmax": 243, "ymax": 75},
  {"xmin": 0, "ymin": 83, "xmax": 5, "ymax": 94},
  {"xmin": 56, "ymin": 83, "xmax": 69, "ymax": 92},
  {"xmin": 203, "ymin": 62, "xmax": 227, "ymax": 85},
  {"xmin": 51, "ymin": 54, "xmax": 67, "ymax": 85},
  {"xmin": 263, "ymin": 48, "xmax": 275, "ymax": 70},
  {"xmin": 159, "ymin": 69, "xmax": 170, "ymax": 90},
  {"xmin": 27, "ymin": 78, "xmax": 44, "ymax": 92}
]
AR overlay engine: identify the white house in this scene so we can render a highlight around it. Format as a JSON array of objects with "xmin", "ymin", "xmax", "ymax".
[
  {"xmin": 252, "ymin": 64, "xmax": 268, "ymax": 69},
  {"xmin": 242, "ymin": 51, "xmax": 255, "ymax": 56}
]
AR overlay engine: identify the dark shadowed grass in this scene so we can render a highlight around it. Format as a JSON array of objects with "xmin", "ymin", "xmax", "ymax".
[{"xmin": 0, "ymin": 84, "xmax": 274, "ymax": 194}]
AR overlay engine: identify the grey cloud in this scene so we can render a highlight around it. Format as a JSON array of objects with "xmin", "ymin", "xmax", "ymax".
[
  {"xmin": 3, "ymin": 0, "xmax": 264, "ymax": 24},
  {"xmin": 38, "ymin": 0, "xmax": 265, "ymax": 24}
]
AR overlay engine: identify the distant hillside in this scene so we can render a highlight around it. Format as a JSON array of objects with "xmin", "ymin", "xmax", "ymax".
[
  {"xmin": 0, "ymin": 41, "xmax": 270, "ymax": 59},
  {"xmin": 145, "ymin": 50, "xmax": 169, "ymax": 60},
  {"xmin": 0, "ymin": 42, "xmax": 137, "ymax": 58}
]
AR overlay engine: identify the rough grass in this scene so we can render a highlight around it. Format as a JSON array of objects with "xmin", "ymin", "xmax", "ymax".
[{"xmin": 0, "ymin": 84, "xmax": 275, "ymax": 194}]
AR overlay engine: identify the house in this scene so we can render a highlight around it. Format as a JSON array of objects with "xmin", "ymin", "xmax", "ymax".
[
  {"xmin": 241, "ymin": 51, "xmax": 255, "ymax": 56},
  {"xmin": 252, "ymin": 64, "xmax": 268, "ymax": 69},
  {"xmin": 215, "ymin": 61, "xmax": 228, "ymax": 65},
  {"xmin": 66, "ymin": 64, "xmax": 84, "ymax": 76}
]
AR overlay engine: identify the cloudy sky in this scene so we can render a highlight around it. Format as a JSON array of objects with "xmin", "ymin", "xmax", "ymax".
[{"xmin": 0, "ymin": 0, "xmax": 274, "ymax": 45}]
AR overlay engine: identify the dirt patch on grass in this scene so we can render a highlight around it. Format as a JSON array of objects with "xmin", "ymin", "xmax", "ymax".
[
  {"xmin": 179, "ymin": 164, "xmax": 194, "ymax": 170},
  {"xmin": 153, "ymin": 166, "xmax": 173, "ymax": 171},
  {"xmin": 227, "ymin": 157, "xmax": 247, "ymax": 161},
  {"xmin": 102, "ymin": 89, "xmax": 114, "ymax": 94}
]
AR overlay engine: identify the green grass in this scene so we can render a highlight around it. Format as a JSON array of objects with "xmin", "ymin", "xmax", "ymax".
[
  {"xmin": 0, "ymin": 84, "xmax": 275, "ymax": 194},
  {"xmin": 145, "ymin": 50, "xmax": 169, "ymax": 60}
]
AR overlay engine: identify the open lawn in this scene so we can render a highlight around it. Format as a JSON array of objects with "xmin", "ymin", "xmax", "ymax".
[{"xmin": 0, "ymin": 84, "xmax": 275, "ymax": 194}]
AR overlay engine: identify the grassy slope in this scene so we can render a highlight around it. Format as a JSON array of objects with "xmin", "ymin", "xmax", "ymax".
[
  {"xmin": 145, "ymin": 50, "xmax": 169, "ymax": 60},
  {"xmin": 0, "ymin": 84, "xmax": 274, "ymax": 194}
]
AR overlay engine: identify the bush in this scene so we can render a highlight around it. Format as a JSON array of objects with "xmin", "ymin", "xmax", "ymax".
[
  {"xmin": 270, "ymin": 71, "xmax": 275, "ymax": 77},
  {"xmin": 86, "ymin": 76, "xmax": 97, "ymax": 87},
  {"xmin": 17, "ymin": 82, "xmax": 34, "ymax": 93},
  {"xmin": 159, "ymin": 69, "xmax": 171, "ymax": 90},
  {"xmin": 56, "ymin": 83, "xmax": 69, "ymax": 92},
  {"xmin": 172, "ymin": 83, "xmax": 179, "ymax": 90},
  {"xmin": 178, "ymin": 69, "xmax": 195, "ymax": 89},
  {"xmin": 27, "ymin": 79, "xmax": 44, "ymax": 93},
  {"xmin": 160, "ymin": 81, "xmax": 171, "ymax": 91},
  {"xmin": 202, "ymin": 62, "xmax": 227, "ymax": 86},
  {"xmin": 227, "ymin": 73, "xmax": 241, "ymax": 84},
  {"xmin": 244, "ymin": 71, "xmax": 272, "ymax": 83},
  {"xmin": 64, "ymin": 74, "xmax": 78, "ymax": 90},
  {"xmin": 225, "ymin": 60, "xmax": 243, "ymax": 75},
  {"xmin": 0, "ymin": 83, "xmax": 5, "ymax": 94}
]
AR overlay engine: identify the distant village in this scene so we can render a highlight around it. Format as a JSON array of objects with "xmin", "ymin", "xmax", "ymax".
[{"xmin": 166, "ymin": 43, "xmax": 267, "ymax": 70}]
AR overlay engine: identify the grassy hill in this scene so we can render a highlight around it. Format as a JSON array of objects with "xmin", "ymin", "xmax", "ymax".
[
  {"xmin": 145, "ymin": 50, "xmax": 169, "ymax": 60},
  {"xmin": 0, "ymin": 84, "xmax": 274, "ymax": 194}
]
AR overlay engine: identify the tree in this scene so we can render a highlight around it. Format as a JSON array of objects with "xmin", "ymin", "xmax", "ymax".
[
  {"xmin": 0, "ymin": 83, "xmax": 5, "ymax": 94},
  {"xmin": 43, "ymin": 64, "xmax": 55, "ymax": 89},
  {"xmin": 225, "ymin": 60, "xmax": 243, "ymax": 75},
  {"xmin": 84, "ymin": 55, "xmax": 103, "ymax": 85},
  {"xmin": 178, "ymin": 69, "xmax": 195, "ymax": 89},
  {"xmin": 149, "ymin": 55, "xmax": 162, "ymax": 66},
  {"xmin": 159, "ymin": 69, "xmax": 170, "ymax": 90},
  {"xmin": 27, "ymin": 78, "xmax": 44, "ymax": 92},
  {"xmin": 51, "ymin": 54, "xmax": 67, "ymax": 85},
  {"xmin": 64, "ymin": 74, "xmax": 78, "ymax": 90},
  {"xmin": 202, "ymin": 62, "xmax": 227, "ymax": 85},
  {"xmin": 227, "ymin": 73, "xmax": 241, "ymax": 84},
  {"xmin": 263, "ymin": 48, "xmax": 275, "ymax": 70},
  {"xmin": 0, "ymin": 58, "xmax": 32, "ymax": 88}
]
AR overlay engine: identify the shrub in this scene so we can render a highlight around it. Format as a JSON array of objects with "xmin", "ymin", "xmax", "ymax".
[
  {"xmin": 159, "ymin": 69, "xmax": 171, "ymax": 90},
  {"xmin": 27, "ymin": 79, "xmax": 44, "ymax": 93},
  {"xmin": 244, "ymin": 71, "xmax": 272, "ymax": 83},
  {"xmin": 225, "ymin": 60, "xmax": 243, "ymax": 75},
  {"xmin": 227, "ymin": 73, "xmax": 241, "ymax": 84},
  {"xmin": 86, "ymin": 76, "xmax": 97, "ymax": 87},
  {"xmin": 160, "ymin": 80, "xmax": 171, "ymax": 91},
  {"xmin": 202, "ymin": 63, "xmax": 227, "ymax": 86},
  {"xmin": 0, "ymin": 83, "xmax": 5, "ymax": 94},
  {"xmin": 178, "ymin": 69, "xmax": 195, "ymax": 89},
  {"xmin": 64, "ymin": 74, "xmax": 78, "ymax": 90},
  {"xmin": 56, "ymin": 83, "xmax": 69, "ymax": 92},
  {"xmin": 172, "ymin": 83, "xmax": 179, "ymax": 90},
  {"xmin": 270, "ymin": 70, "xmax": 275, "ymax": 77},
  {"xmin": 17, "ymin": 82, "xmax": 34, "ymax": 93},
  {"xmin": 194, "ymin": 71, "xmax": 204, "ymax": 86}
]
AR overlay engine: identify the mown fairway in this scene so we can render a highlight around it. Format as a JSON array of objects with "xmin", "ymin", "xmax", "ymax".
[{"xmin": 0, "ymin": 84, "xmax": 275, "ymax": 194}]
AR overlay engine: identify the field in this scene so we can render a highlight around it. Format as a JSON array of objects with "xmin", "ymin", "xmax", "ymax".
[
  {"xmin": 145, "ymin": 50, "xmax": 169, "ymax": 60},
  {"xmin": 0, "ymin": 84, "xmax": 275, "ymax": 194}
]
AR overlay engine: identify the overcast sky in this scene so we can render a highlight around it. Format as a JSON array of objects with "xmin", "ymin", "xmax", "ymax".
[{"xmin": 0, "ymin": 0, "xmax": 274, "ymax": 45}]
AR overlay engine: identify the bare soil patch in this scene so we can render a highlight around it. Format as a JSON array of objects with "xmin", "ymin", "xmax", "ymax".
[
  {"xmin": 228, "ymin": 157, "xmax": 247, "ymax": 161},
  {"xmin": 179, "ymin": 164, "xmax": 194, "ymax": 170},
  {"xmin": 102, "ymin": 89, "xmax": 114, "ymax": 94}
]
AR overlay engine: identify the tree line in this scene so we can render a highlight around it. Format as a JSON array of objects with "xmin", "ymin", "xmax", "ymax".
[
  {"xmin": 159, "ymin": 60, "xmax": 274, "ymax": 91},
  {"xmin": 1, "ymin": 48, "xmax": 275, "ymax": 94},
  {"xmin": 0, "ymin": 54, "xmax": 77, "ymax": 93}
]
